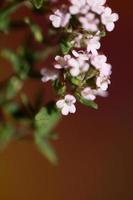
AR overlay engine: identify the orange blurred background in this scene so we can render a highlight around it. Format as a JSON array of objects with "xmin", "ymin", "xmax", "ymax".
[{"xmin": 0, "ymin": 0, "xmax": 133, "ymax": 199}]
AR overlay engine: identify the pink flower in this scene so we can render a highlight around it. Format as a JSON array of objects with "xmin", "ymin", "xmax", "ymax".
[
  {"xmin": 49, "ymin": 10, "xmax": 71, "ymax": 28},
  {"xmin": 81, "ymin": 87, "xmax": 96, "ymax": 101},
  {"xmin": 41, "ymin": 68, "xmax": 59, "ymax": 82},
  {"xmin": 101, "ymin": 7, "xmax": 119, "ymax": 32},
  {"xmin": 56, "ymin": 95, "xmax": 76, "ymax": 115},
  {"xmin": 69, "ymin": 0, "xmax": 89, "ymax": 15},
  {"xmin": 79, "ymin": 13, "xmax": 99, "ymax": 32},
  {"xmin": 86, "ymin": 36, "xmax": 101, "ymax": 55}
]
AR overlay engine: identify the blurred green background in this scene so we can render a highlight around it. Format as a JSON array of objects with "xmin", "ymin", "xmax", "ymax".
[{"xmin": 0, "ymin": 0, "xmax": 133, "ymax": 199}]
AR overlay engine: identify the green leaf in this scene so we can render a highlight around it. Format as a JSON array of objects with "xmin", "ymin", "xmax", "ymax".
[
  {"xmin": 25, "ymin": 18, "xmax": 43, "ymax": 43},
  {"xmin": 35, "ymin": 134, "xmax": 58, "ymax": 165},
  {"xmin": 1, "ymin": 49, "xmax": 30, "ymax": 79},
  {"xmin": 0, "ymin": 3, "xmax": 19, "ymax": 32},
  {"xmin": 67, "ymin": 73, "xmax": 83, "ymax": 86},
  {"xmin": 6, "ymin": 76, "xmax": 23, "ymax": 99},
  {"xmin": 0, "ymin": 3, "xmax": 18, "ymax": 19},
  {"xmin": 76, "ymin": 93, "xmax": 98, "ymax": 110},
  {"xmin": 60, "ymin": 41, "xmax": 73, "ymax": 55},
  {"xmin": 35, "ymin": 103, "xmax": 60, "ymax": 164},
  {"xmin": 35, "ymin": 103, "xmax": 61, "ymax": 137},
  {"xmin": 80, "ymin": 98, "xmax": 98, "ymax": 109},
  {"xmin": 0, "ymin": 18, "xmax": 10, "ymax": 32},
  {"xmin": 70, "ymin": 77, "xmax": 81, "ymax": 86},
  {"xmin": 0, "ymin": 124, "xmax": 14, "ymax": 150},
  {"xmin": 3, "ymin": 102, "xmax": 20, "ymax": 114},
  {"xmin": 31, "ymin": 0, "xmax": 45, "ymax": 9}
]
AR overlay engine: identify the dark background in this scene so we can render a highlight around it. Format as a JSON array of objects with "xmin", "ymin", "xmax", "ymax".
[{"xmin": 0, "ymin": 0, "xmax": 133, "ymax": 199}]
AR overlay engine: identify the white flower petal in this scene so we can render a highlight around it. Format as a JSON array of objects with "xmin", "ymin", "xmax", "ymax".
[
  {"xmin": 69, "ymin": 104, "xmax": 76, "ymax": 113},
  {"xmin": 56, "ymin": 100, "xmax": 65, "ymax": 109},
  {"xmin": 70, "ymin": 67, "xmax": 80, "ymax": 76},
  {"xmin": 112, "ymin": 13, "xmax": 119, "ymax": 22},
  {"xmin": 101, "ymin": 82, "xmax": 108, "ymax": 91},
  {"xmin": 68, "ymin": 58, "xmax": 79, "ymax": 68},
  {"xmin": 69, "ymin": 5, "xmax": 79, "ymax": 14},
  {"xmin": 106, "ymin": 22, "xmax": 115, "ymax": 32},
  {"xmin": 65, "ymin": 95, "xmax": 76, "ymax": 104},
  {"xmin": 81, "ymin": 87, "xmax": 96, "ymax": 101},
  {"xmin": 62, "ymin": 105, "xmax": 69, "ymax": 115},
  {"xmin": 104, "ymin": 7, "xmax": 112, "ymax": 15}
]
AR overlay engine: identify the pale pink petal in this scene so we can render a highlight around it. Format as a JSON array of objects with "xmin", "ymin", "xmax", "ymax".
[
  {"xmin": 62, "ymin": 105, "xmax": 69, "ymax": 115},
  {"xmin": 65, "ymin": 95, "xmax": 76, "ymax": 104},
  {"xmin": 56, "ymin": 100, "xmax": 65, "ymax": 109},
  {"xmin": 106, "ymin": 22, "xmax": 115, "ymax": 31},
  {"xmin": 69, "ymin": 105, "xmax": 76, "ymax": 113}
]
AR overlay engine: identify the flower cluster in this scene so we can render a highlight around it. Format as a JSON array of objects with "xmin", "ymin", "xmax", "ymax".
[{"xmin": 41, "ymin": 0, "xmax": 119, "ymax": 115}]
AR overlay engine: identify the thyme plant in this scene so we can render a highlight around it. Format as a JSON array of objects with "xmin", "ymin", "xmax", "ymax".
[{"xmin": 0, "ymin": 0, "xmax": 119, "ymax": 164}]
